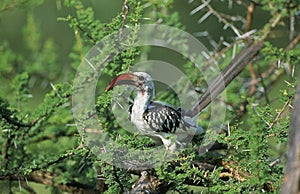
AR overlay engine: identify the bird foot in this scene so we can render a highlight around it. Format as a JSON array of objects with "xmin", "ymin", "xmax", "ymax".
[{"xmin": 143, "ymin": 142, "xmax": 156, "ymax": 148}]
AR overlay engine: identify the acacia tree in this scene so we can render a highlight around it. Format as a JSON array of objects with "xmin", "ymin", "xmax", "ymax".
[{"xmin": 0, "ymin": 0, "xmax": 300, "ymax": 193}]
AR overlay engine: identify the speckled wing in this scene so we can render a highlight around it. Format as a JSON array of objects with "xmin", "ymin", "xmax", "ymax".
[{"xmin": 142, "ymin": 102, "xmax": 181, "ymax": 133}]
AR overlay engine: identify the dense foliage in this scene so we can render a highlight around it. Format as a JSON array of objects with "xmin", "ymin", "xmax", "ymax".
[{"xmin": 0, "ymin": 0, "xmax": 299, "ymax": 193}]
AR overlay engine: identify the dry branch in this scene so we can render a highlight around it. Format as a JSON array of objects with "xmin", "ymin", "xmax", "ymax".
[{"xmin": 187, "ymin": 40, "xmax": 264, "ymax": 117}]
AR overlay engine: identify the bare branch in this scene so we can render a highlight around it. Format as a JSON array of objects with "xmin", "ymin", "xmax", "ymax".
[
  {"xmin": 187, "ymin": 40, "xmax": 264, "ymax": 117},
  {"xmin": 204, "ymin": 1, "xmax": 242, "ymax": 38},
  {"xmin": 267, "ymin": 98, "xmax": 291, "ymax": 130}
]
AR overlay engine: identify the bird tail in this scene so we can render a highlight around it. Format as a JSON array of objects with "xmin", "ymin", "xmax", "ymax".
[{"xmin": 182, "ymin": 115, "xmax": 203, "ymax": 135}]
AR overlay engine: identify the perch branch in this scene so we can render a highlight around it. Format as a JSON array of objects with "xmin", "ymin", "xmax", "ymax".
[
  {"xmin": 187, "ymin": 7, "xmax": 288, "ymax": 118},
  {"xmin": 187, "ymin": 40, "xmax": 264, "ymax": 117},
  {"xmin": 238, "ymin": 31, "xmax": 300, "ymax": 116},
  {"xmin": 131, "ymin": 159, "xmax": 253, "ymax": 193}
]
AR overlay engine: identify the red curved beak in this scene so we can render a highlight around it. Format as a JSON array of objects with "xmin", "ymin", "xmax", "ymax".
[{"xmin": 105, "ymin": 73, "xmax": 138, "ymax": 92}]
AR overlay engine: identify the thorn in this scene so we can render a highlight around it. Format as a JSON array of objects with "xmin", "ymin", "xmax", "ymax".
[
  {"xmin": 227, "ymin": 121, "xmax": 230, "ymax": 136},
  {"xmin": 190, "ymin": 0, "xmax": 210, "ymax": 15},
  {"xmin": 50, "ymin": 83, "xmax": 62, "ymax": 98},
  {"xmin": 85, "ymin": 58, "xmax": 96, "ymax": 71}
]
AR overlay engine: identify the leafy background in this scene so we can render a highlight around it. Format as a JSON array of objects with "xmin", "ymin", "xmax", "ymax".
[{"xmin": 0, "ymin": 0, "xmax": 299, "ymax": 193}]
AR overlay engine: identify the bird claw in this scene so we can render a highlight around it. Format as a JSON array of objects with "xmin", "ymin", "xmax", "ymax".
[{"xmin": 143, "ymin": 142, "xmax": 156, "ymax": 148}]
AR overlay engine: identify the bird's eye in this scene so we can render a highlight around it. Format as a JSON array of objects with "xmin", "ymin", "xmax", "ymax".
[{"xmin": 138, "ymin": 76, "xmax": 145, "ymax": 82}]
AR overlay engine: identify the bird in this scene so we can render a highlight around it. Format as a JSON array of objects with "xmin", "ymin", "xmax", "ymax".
[{"xmin": 105, "ymin": 72, "xmax": 203, "ymax": 151}]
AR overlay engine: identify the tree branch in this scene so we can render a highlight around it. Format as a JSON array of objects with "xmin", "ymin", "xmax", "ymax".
[
  {"xmin": 0, "ymin": 171, "xmax": 96, "ymax": 194},
  {"xmin": 130, "ymin": 159, "xmax": 253, "ymax": 193},
  {"xmin": 0, "ymin": 145, "xmax": 105, "ymax": 193},
  {"xmin": 186, "ymin": 7, "xmax": 288, "ymax": 118},
  {"xmin": 280, "ymin": 71, "xmax": 300, "ymax": 194},
  {"xmin": 187, "ymin": 40, "xmax": 264, "ymax": 117},
  {"xmin": 237, "ymin": 31, "xmax": 300, "ymax": 117}
]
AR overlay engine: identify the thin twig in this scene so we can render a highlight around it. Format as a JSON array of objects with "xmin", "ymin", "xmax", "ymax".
[
  {"xmin": 288, "ymin": 9, "xmax": 295, "ymax": 40},
  {"xmin": 267, "ymin": 97, "xmax": 291, "ymax": 130},
  {"xmin": 119, "ymin": 0, "xmax": 129, "ymax": 38},
  {"xmin": 245, "ymin": 2, "xmax": 255, "ymax": 32},
  {"xmin": 256, "ymin": 64, "xmax": 270, "ymax": 104},
  {"xmin": 204, "ymin": 1, "xmax": 242, "ymax": 38},
  {"xmin": 245, "ymin": 2, "xmax": 256, "ymax": 97}
]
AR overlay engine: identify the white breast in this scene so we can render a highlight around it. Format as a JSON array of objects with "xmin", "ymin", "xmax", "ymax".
[{"xmin": 130, "ymin": 103, "xmax": 149, "ymax": 134}]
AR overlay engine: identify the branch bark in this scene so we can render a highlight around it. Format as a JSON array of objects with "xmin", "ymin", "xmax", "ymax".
[
  {"xmin": 187, "ymin": 40, "xmax": 264, "ymax": 117},
  {"xmin": 280, "ymin": 71, "xmax": 300, "ymax": 194}
]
